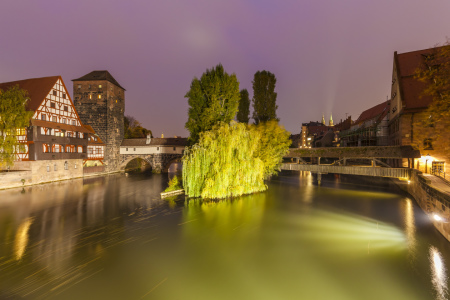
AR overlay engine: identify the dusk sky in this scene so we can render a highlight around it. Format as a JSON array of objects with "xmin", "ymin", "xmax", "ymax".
[{"xmin": 1, "ymin": 0, "xmax": 450, "ymax": 137}]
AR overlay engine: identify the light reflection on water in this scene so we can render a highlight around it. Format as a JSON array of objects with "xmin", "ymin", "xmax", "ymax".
[{"xmin": 0, "ymin": 172, "xmax": 448, "ymax": 299}]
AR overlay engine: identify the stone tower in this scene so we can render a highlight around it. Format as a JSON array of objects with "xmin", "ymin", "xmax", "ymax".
[
  {"xmin": 321, "ymin": 114, "xmax": 326, "ymax": 125},
  {"xmin": 72, "ymin": 71, "xmax": 125, "ymax": 172}
]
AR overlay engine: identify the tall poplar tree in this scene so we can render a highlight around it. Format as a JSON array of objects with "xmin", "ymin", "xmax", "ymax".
[
  {"xmin": 252, "ymin": 70, "xmax": 278, "ymax": 125},
  {"xmin": 236, "ymin": 89, "xmax": 250, "ymax": 123},
  {"xmin": 0, "ymin": 85, "xmax": 33, "ymax": 168},
  {"xmin": 185, "ymin": 64, "xmax": 240, "ymax": 144}
]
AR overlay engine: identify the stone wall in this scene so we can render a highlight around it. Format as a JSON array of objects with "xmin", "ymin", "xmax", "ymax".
[
  {"xmin": 1, "ymin": 159, "xmax": 83, "ymax": 190},
  {"xmin": 120, "ymin": 153, "xmax": 182, "ymax": 173},
  {"xmin": 400, "ymin": 170, "xmax": 450, "ymax": 241},
  {"xmin": 73, "ymin": 79, "xmax": 124, "ymax": 173}
]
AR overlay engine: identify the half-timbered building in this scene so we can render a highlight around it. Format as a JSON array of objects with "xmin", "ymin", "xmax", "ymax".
[{"xmin": 0, "ymin": 76, "xmax": 91, "ymax": 163}]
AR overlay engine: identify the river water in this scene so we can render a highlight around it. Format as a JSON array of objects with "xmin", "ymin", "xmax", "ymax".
[{"xmin": 0, "ymin": 171, "xmax": 449, "ymax": 300}]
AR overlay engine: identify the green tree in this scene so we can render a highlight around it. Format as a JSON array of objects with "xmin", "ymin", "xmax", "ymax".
[
  {"xmin": 185, "ymin": 64, "xmax": 240, "ymax": 144},
  {"xmin": 0, "ymin": 85, "xmax": 33, "ymax": 168},
  {"xmin": 124, "ymin": 115, "xmax": 153, "ymax": 138},
  {"xmin": 252, "ymin": 70, "xmax": 278, "ymax": 125},
  {"xmin": 236, "ymin": 89, "xmax": 250, "ymax": 123},
  {"xmin": 182, "ymin": 121, "xmax": 291, "ymax": 199},
  {"xmin": 415, "ymin": 42, "xmax": 450, "ymax": 126},
  {"xmin": 249, "ymin": 120, "xmax": 291, "ymax": 178}
]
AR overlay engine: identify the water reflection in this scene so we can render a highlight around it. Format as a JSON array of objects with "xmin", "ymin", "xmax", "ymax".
[
  {"xmin": 14, "ymin": 217, "xmax": 34, "ymax": 261},
  {"xmin": 402, "ymin": 198, "xmax": 418, "ymax": 263},
  {"xmin": 430, "ymin": 246, "xmax": 448, "ymax": 300}
]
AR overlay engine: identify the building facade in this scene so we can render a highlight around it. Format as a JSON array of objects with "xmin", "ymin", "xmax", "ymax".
[
  {"xmin": 388, "ymin": 46, "xmax": 450, "ymax": 174},
  {"xmin": 72, "ymin": 71, "xmax": 125, "ymax": 172}
]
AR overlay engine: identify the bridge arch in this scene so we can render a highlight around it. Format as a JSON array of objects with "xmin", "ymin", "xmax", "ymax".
[
  {"xmin": 162, "ymin": 156, "xmax": 183, "ymax": 173},
  {"xmin": 119, "ymin": 155, "xmax": 153, "ymax": 172}
]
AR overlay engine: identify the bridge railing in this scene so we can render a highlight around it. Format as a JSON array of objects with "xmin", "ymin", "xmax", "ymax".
[{"xmin": 281, "ymin": 163, "xmax": 411, "ymax": 179}]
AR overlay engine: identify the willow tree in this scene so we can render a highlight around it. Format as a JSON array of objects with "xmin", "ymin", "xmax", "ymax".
[
  {"xmin": 252, "ymin": 70, "xmax": 278, "ymax": 125},
  {"xmin": 236, "ymin": 89, "xmax": 250, "ymax": 123},
  {"xmin": 0, "ymin": 85, "xmax": 33, "ymax": 168},
  {"xmin": 182, "ymin": 122, "xmax": 266, "ymax": 199},
  {"xmin": 182, "ymin": 121, "xmax": 290, "ymax": 199},
  {"xmin": 250, "ymin": 120, "xmax": 291, "ymax": 178},
  {"xmin": 185, "ymin": 64, "xmax": 240, "ymax": 144}
]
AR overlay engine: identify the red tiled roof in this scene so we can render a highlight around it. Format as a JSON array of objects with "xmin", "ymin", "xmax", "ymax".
[
  {"xmin": 31, "ymin": 119, "xmax": 92, "ymax": 133},
  {"xmin": 83, "ymin": 125, "xmax": 105, "ymax": 145},
  {"xmin": 395, "ymin": 45, "xmax": 450, "ymax": 111},
  {"xmin": 0, "ymin": 76, "xmax": 59, "ymax": 112},
  {"xmin": 354, "ymin": 100, "xmax": 390, "ymax": 125}
]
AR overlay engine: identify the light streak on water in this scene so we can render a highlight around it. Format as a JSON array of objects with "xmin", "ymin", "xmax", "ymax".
[
  {"xmin": 14, "ymin": 217, "xmax": 34, "ymax": 261},
  {"xmin": 430, "ymin": 246, "xmax": 448, "ymax": 300}
]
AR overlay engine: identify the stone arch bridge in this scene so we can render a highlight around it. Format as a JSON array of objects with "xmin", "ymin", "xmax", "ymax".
[{"xmin": 119, "ymin": 137, "xmax": 187, "ymax": 173}]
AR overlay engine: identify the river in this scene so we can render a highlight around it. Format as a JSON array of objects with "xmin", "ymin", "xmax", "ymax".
[{"xmin": 0, "ymin": 171, "xmax": 449, "ymax": 300}]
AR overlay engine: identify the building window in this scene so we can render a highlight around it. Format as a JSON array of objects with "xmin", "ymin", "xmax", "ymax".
[
  {"xmin": 88, "ymin": 85, "xmax": 91, "ymax": 89},
  {"xmin": 50, "ymin": 102, "xmax": 55, "ymax": 108},
  {"xmin": 64, "ymin": 106, "xmax": 68, "ymax": 112},
  {"xmin": 41, "ymin": 114, "xmax": 46, "ymax": 121},
  {"xmin": 53, "ymin": 90, "xmax": 57, "ymax": 96},
  {"xmin": 157, "ymin": 147, "xmax": 160, "ymax": 151},
  {"xmin": 72, "ymin": 120, "xmax": 76, "ymax": 125},
  {"xmin": 64, "ymin": 161, "xmax": 68, "ymax": 170},
  {"xmin": 47, "ymin": 165, "xmax": 50, "ymax": 172},
  {"xmin": 54, "ymin": 164, "xmax": 57, "ymax": 171},
  {"xmin": 62, "ymin": 118, "xmax": 66, "ymax": 124},
  {"xmin": 98, "ymin": 95, "xmax": 102, "ymax": 99},
  {"xmin": 424, "ymin": 139, "xmax": 433, "ymax": 150},
  {"xmin": 173, "ymin": 147, "xmax": 176, "ymax": 151},
  {"xmin": 74, "ymin": 163, "xmax": 77, "ymax": 169},
  {"xmin": 52, "ymin": 116, "xmax": 57, "ymax": 122},
  {"xmin": 126, "ymin": 148, "xmax": 128, "ymax": 151},
  {"xmin": 89, "ymin": 94, "xmax": 92, "ymax": 99},
  {"xmin": 78, "ymin": 85, "xmax": 81, "ymax": 89},
  {"xmin": 99, "ymin": 84, "xmax": 102, "ymax": 88},
  {"xmin": 62, "ymin": 93, "xmax": 66, "ymax": 99}
]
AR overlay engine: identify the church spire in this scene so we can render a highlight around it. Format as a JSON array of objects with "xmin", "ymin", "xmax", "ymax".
[
  {"xmin": 321, "ymin": 113, "xmax": 325, "ymax": 125},
  {"xmin": 329, "ymin": 114, "xmax": 334, "ymax": 126}
]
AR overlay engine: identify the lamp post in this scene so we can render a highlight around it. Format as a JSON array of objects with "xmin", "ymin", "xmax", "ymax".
[{"xmin": 425, "ymin": 153, "xmax": 430, "ymax": 174}]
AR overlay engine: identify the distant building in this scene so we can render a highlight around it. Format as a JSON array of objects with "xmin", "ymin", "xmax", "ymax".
[
  {"xmin": 340, "ymin": 100, "xmax": 390, "ymax": 147},
  {"xmin": 389, "ymin": 46, "xmax": 450, "ymax": 174},
  {"xmin": 72, "ymin": 71, "xmax": 125, "ymax": 172}
]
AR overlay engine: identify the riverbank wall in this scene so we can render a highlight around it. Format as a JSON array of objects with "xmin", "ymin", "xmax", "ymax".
[
  {"xmin": 398, "ymin": 170, "xmax": 450, "ymax": 242},
  {"xmin": 0, "ymin": 160, "xmax": 119, "ymax": 190}
]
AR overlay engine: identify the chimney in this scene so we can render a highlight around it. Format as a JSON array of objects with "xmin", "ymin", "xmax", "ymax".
[{"xmin": 146, "ymin": 134, "xmax": 151, "ymax": 145}]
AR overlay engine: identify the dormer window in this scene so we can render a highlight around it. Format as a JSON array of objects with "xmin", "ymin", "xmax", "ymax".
[
  {"xmin": 64, "ymin": 106, "xmax": 68, "ymax": 112},
  {"xmin": 50, "ymin": 102, "xmax": 56, "ymax": 108},
  {"xmin": 53, "ymin": 90, "xmax": 57, "ymax": 96},
  {"xmin": 62, "ymin": 93, "xmax": 66, "ymax": 99}
]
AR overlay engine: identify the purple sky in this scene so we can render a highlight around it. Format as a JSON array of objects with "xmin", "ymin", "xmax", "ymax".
[{"xmin": 1, "ymin": 0, "xmax": 450, "ymax": 137}]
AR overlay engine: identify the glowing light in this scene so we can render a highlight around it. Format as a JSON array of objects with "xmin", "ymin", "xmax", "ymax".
[
  {"xmin": 408, "ymin": 180, "xmax": 411, "ymax": 184},
  {"xmin": 429, "ymin": 246, "xmax": 448, "ymax": 299},
  {"xmin": 434, "ymin": 214, "xmax": 443, "ymax": 222}
]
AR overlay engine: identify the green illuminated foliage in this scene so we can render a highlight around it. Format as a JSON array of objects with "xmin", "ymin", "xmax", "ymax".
[
  {"xmin": 182, "ymin": 121, "xmax": 290, "ymax": 199},
  {"xmin": 185, "ymin": 64, "xmax": 240, "ymax": 144},
  {"xmin": 164, "ymin": 175, "xmax": 182, "ymax": 192},
  {"xmin": 0, "ymin": 85, "xmax": 33, "ymax": 168}
]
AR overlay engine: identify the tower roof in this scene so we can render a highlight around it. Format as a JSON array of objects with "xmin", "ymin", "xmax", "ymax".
[{"xmin": 72, "ymin": 70, "xmax": 125, "ymax": 90}]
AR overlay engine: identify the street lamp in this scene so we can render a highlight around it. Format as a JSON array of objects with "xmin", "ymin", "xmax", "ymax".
[{"xmin": 425, "ymin": 153, "xmax": 430, "ymax": 174}]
